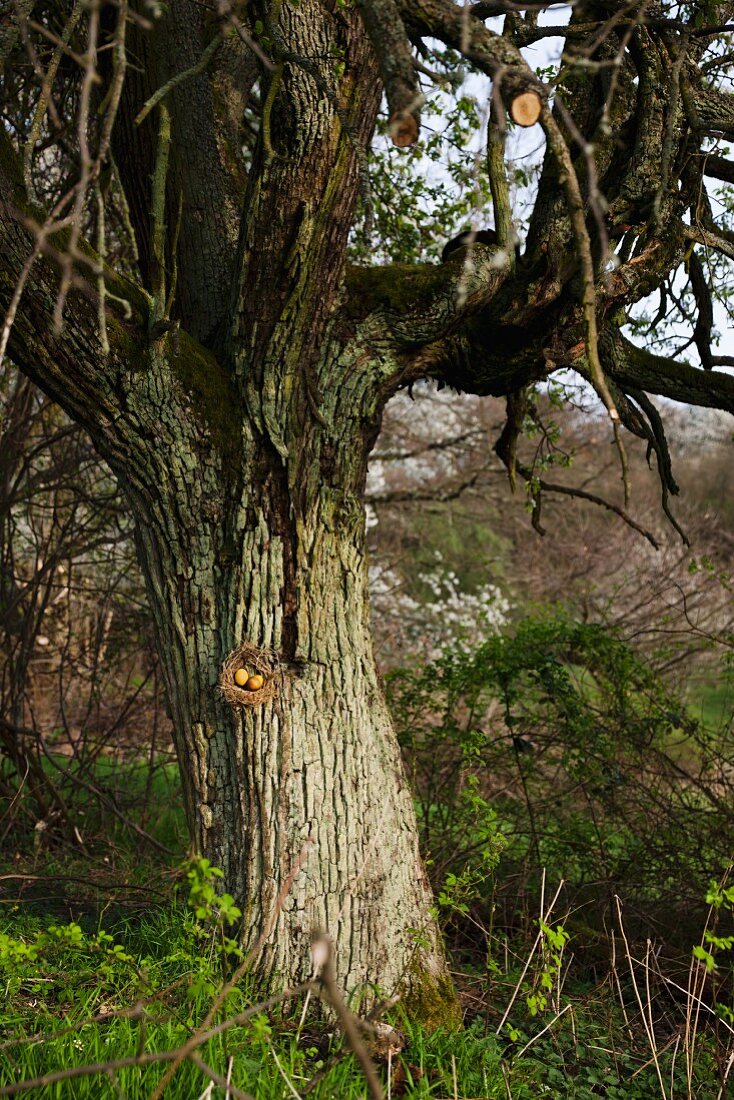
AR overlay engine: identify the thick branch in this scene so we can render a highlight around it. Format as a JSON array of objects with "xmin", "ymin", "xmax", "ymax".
[
  {"xmin": 702, "ymin": 153, "xmax": 734, "ymax": 183},
  {"xmin": 601, "ymin": 327, "xmax": 734, "ymax": 413},
  {"xmin": 355, "ymin": 0, "xmax": 422, "ymax": 147},
  {"xmin": 684, "ymin": 223, "xmax": 734, "ymax": 262},
  {"xmin": 401, "ymin": 0, "xmax": 540, "ymax": 91},
  {"xmin": 347, "ymin": 246, "xmax": 511, "ymax": 356},
  {"xmin": 690, "ymin": 81, "xmax": 734, "ymax": 138}
]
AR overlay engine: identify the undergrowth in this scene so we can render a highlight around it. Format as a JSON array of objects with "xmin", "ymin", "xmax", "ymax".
[{"xmin": 1, "ymin": 614, "xmax": 732, "ymax": 1097}]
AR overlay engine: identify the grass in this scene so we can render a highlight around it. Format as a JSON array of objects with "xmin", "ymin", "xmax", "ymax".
[
  {"xmin": 0, "ymin": 901, "xmax": 515, "ymax": 1099},
  {"xmin": 0, "ymin": 886, "xmax": 727, "ymax": 1099},
  {"xmin": 688, "ymin": 665, "xmax": 734, "ymax": 733}
]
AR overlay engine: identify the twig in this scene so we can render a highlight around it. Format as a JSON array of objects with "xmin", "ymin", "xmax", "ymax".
[
  {"xmin": 189, "ymin": 1053, "xmax": 254, "ymax": 1100},
  {"xmin": 270, "ymin": 1045, "xmax": 303, "ymax": 1099},
  {"xmin": 0, "ymin": 1049, "xmax": 184, "ymax": 1096},
  {"xmin": 149, "ymin": 102, "xmax": 171, "ymax": 321},
  {"xmin": 95, "ymin": 180, "xmax": 109, "ymax": 355},
  {"xmin": 496, "ymin": 879, "xmax": 565, "ymax": 1035},
  {"xmin": 53, "ymin": 0, "xmax": 101, "ymax": 335},
  {"xmin": 517, "ymin": 468, "xmax": 660, "ymax": 548},
  {"xmin": 134, "ymin": 32, "xmax": 225, "ymax": 126},
  {"xmin": 23, "ymin": 1, "xmax": 85, "ymax": 199},
  {"xmin": 539, "ymin": 107, "xmax": 625, "ymax": 435},
  {"xmin": 487, "ymin": 91, "xmax": 516, "ymax": 261},
  {"xmin": 312, "ymin": 935, "xmax": 384, "ymax": 1100},
  {"xmin": 515, "ymin": 1003, "xmax": 572, "ymax": 1059},
  {"xmin": 614, "ymin": 896, "xmax": 667, "ymax": 1100}
]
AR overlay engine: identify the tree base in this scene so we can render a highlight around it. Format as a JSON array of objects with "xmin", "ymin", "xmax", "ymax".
[{"xmin": 401, "ymin": 963, "xmax": 462, "ymax": 1031}]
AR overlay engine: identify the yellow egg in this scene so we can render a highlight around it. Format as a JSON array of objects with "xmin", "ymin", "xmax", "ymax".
[
  {"xmin": 234, "ymin": 668, "xmax": 249, "ymax": 687},
  {"xmin": 246, "ymin": 674, "xmax": 264, "ymax": 691}
]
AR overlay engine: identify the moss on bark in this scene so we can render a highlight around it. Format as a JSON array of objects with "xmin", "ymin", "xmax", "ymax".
[
  {"xmin": 401, "ymin": 962, "xmax": 462, "ymax": 1031},
  {"xmin": 345, "ymin": 262, "xmax": 448, "ymax": 321}
]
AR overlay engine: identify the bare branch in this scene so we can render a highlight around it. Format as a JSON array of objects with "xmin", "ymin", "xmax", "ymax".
[
  {"xmin": 523, "ymin": 472, "xmax": 661, "ymax": 549},
  {"xmin": 134, "ymin": 31, "xmax": 225, "ymax": 127},
  {"xmin": 702, "ymin": 152, "xmax": 734, "ymax": 183},
  {"xmin": 687, "ymin": 249, "xmax": 714, "ymax": 370},
  {"xmin": 602, "ymin": 326, "xmax": 734, "ymax": 413},
  {"xmin": 356, "ymin": 0, "xmax": 422, "ymax": 147},
  {"xmin": 684, "ymin": 223, "xmax": 734, "ymax": 262}
]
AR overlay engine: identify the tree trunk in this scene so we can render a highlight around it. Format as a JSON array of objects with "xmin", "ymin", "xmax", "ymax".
[
  {"xmin": 111, "ymin": 336, "xmax": 455, "ymax": 1019},
  {"xmin": 0, "ymin": 0, "xmax": 458, "ymax": 1015}
]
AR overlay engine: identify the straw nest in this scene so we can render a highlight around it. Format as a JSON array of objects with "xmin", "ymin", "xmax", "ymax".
[{"xmin": 218, "ymin": 643, "xmax": 279, "ymax": 708}]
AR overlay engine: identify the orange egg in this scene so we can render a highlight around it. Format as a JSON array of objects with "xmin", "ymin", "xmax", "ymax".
[{"xmin": 246, "ymin": 674, "xmax": 264, "ymax": 691}]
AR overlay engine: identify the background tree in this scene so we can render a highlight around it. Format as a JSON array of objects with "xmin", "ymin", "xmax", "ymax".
[{"xmin": 1, "ymin": 0, "xmax": 734, "ymax": 1011}]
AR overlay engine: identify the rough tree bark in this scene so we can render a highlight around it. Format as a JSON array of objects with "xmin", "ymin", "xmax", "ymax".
[{"xmin": 2, "ymin": 0, "xmax": 734, "ymax": 1014}]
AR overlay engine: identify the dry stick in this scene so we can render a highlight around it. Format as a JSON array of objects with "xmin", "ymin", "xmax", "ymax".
[
  {"xmin": 495, "ymin": 879, "xmax": 565, "ymax": 1036},
  {"xmin": 592, "ymin": 6, "xmax": 644, "ymax": 151},
  {"xmin": 552, "ymin": 95, "xmax": 609, "ymax": 272},
  {"xmin": 188, "ymin": 982, "xmax": 313, "ymax": 1048},
  {"xmin": 455, "ymin": 95, "xmax": 493, "ymax": 310},
  {"xmin": 149, "ymin": 103, "xmax": 171, "ymax": 321},
  {"xmin": 165, "ymin": 191, "xmax": 184, "ymax": 319},
  {"xmin": 639, "ymin": 962, "xmax": 734, "ymax": 1039},
  {"xmin": 614, "ymin": 896, "xmax": 667, "ymax": 1100},
  {"xmin": 3, "ymin": 1, "xmax": 34, "ymax": 71},
  {"xmin": 669, "ymin": 1033, "xmax": 680, "ymax": 1098},
  {"xmin": 0, "ymin": 976, "xmax": 192, "ymax": 1053},
  {"xmin": 22, "ymin": 0, "xmax": 129, "ymax": 341},
  {"xmin": 487, "ymin": 81, "xmax": 516, "ymax": 262},
  {"xmin": 685, "ymin": 951, "xmax": 706, "ymax": 1096},
  {"xmin": 188, "ymin": 1053, "xmax": 254, "ymax": 1100},
  {"xmin": 645, "ymin": 944, "xmax": 734, "ymax": 1100},
  {"xmin": 221, "ymin": 6, "xmax": 276, "ymax": 71},
  {"xmin": 93, "ymin": 0, "xmax": 129, "ymax": 353},
  {"xmin": 14, "ymin": 3, "xmax": 63, "ymax": 128},
  {"xmin": 643, "ymin": 940, "xmax": 662, "ymax": 1083},
  {"xmin": 0, "ymin": 761, "xmax": 29, "ymax": 844},
  {"xmin": 573, "ymin": 0, "xmax": 642, "ymax": 59},
  {"xmin": 26, "ymin": 17, "xmax": 101, "ymax": 74},
  {"xmin": 717, "ymin": 1052, "xmax": 734, "ymax": 1100},
  {"xmin": 313, "ymin": 935, "xmax": 384, "ymax": 1100},
  {"xmin": 682, "ymin": 878, "xmax": 726, "ymax": 1095},
  {"xmin": 261, "ymin": 61, "xmax": 285, "ymax": 163},
  {"xmin": 105, "ymin": 1067, "xmax": 126, "ymax": 1100},
  {"xmin": 270, "ymin": 1045, "xmax": 303, "ymax": 1100},
  {"xmin": 539, "ymin": 106, "xmax": 632, "ymax": 508},
  {"xmin": 301, "ymin": 993, "xmax": 398, "ymax": 1095},
  {"xmin": 0, "ymin": 239, "xmax": 44, "ymax": 368},
  {"xmin": 515, "ymin": 1003, "xmax": 572, "ymax": 1059},
  {"xmin": 148, "ymin": 837, "xmax": 314, "ymax": 1100},
  {"xmin": 630, "ymin": 1032, "xmax": 682, "ymax": 1081},
  {"xmin": 652, "ymin": 29, "xmax": 688, "ymax": 231}
]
